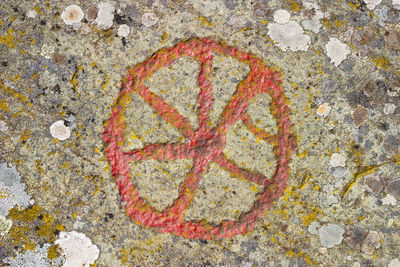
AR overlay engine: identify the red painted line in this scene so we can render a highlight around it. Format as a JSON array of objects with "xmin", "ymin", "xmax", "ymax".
[
  {"xmin": 197, "ymin": 50, "xmax": 214, "ymax": 128},
  {"xmin": 162, "ymin": 158, "xmax": 210, "ymax": 220},
  {"xmin": 102, "ymin": 38, "xmax": 295, "ymax": 240},
  {"xmin": 212, "ymin": 152, "xmax": 273, "ymax": 186},
  {"xmin": 241, "ymin": 113, "xmax": 278, "ymax": 145},
  {"xmin": 135, "ymin": 83, "xmax": 195, "ymax": 139}
]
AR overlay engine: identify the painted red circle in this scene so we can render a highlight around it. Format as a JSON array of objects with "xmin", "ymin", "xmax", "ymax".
[{"xmin": 103, "ymin": 38, "xmax": 295, "ymax": 240}]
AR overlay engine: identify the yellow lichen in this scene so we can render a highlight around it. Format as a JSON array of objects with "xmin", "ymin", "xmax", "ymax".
[
  {"xmin": 0, "ymin": 80, "xmax": 28, "ymax": 103},
  {"xmin": 394, "ymin": 154, "xmax": 400, "ymax": 165},
  {"xmin": 8, "ymin": 206, "xmax": 42, "ymax": 222},
  {"xmin": 62, "ymin": 161, "xmax": 70, "ymax": 169},
  {"xmin": 0, "ymin": 99, "xmax": 9, "ymax": 112},
  {"xmin": 70, "ymin": 65, "xmax": 83, "ymax": 96},
  {"xmin": 342, "ymin": 165, "xmax": 377, "ymax": 197},
  {"xmin": 290, "ymin": 0, "xmax": 301, "ymax": 12},
  {"xmin": 23, "ymin": 239, "xmax": 36, "ymax": 250},
  {"xmin": 302, "ymin": 207, "xmax": 320, "ymax": 226},
  {"xmin": 349, "ymin": 2, "xmax": 360, "ymax": 10},
  {"xmin": 297, "ymin": 150, "xmax": 308, "ymax": 159},
  {"xmin": 161, "ymin": 32, "xmax": 169, "ymax": 44},
  {"xmin": 321, "ymin": 18, "xmax": 332, "ymax": 28},
  {"xmin": 8, "ymin": 205, "xmax": 65, "ymax": 249},
  {"xmin": 372, "ymin": 56, "xmax": 390, "ymax": 70},
  {"xmin": 47, "ymin": 244, "xmax": 61, "ymax": 260},
  {"xmin": 34, "ymin": 6, "xmax": 42, "ymax": 15},
  {"xmin": 37, "ymin": 214, "xmax": 65, "ymax": 242},
  {"xmin": 334, "ymin": 19, "xmax": 345, "ymax": 27},
  {"xmin": 9, "ymin": 225, "xmax": 31, "ymax": 245},
  {"xmin": 19, "ymin": 129, "xmax": 31, "ymax": 144},
  {"xmin": 0, "ymin": 29, "xmax": 16, "ymax": 48},
  {"xmin": 101, "ymin": 75, "xmax": 110, "ymax": 91},
  {"xmin": 199, "ymin": 16, "xmax": 213, "ymax": 27}
]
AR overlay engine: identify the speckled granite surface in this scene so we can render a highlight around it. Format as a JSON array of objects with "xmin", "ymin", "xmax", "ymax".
[{"xmin": 1, "ymin": 0, "xmax": 400, "ymax": 266}]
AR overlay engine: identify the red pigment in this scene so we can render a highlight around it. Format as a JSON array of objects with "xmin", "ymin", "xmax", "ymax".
[{"xmin": 102, "ymin": 38, "xmax": 295, "ymax": 240}]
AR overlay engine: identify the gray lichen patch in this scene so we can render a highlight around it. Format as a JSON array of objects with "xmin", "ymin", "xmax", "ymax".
[
  {"xmin": 223, "ymin": 121, "xmax": 277, "ymax": 179},
  {"xmin": 318, "ymin": 223, "xmax": 345, "ymax": 248},
  {"xmin": 130, "ymin": 159, "xmax": 192, "ymax": 211},
  {"xmin": 0, "ymin": 162, "xmax": 32, "ymax": 217},
  {"xmin": 145, "ymin": 56, "xmax": 201, "ymax": 130},
  {"xmin": 184, "ymin": 163, "xmax": 261, "ymax": 225},
  {"xmin": 3, "ymin": 243, "xmax": 64, "ymax": 267},
  {"xmin": 123, "ymin": 92, "xmax": 182, "ymax": 151},
  {"xmin": 209, "ymin": 53, "xmax": 250, "ymax": 126},
  {"xmin": 246, "ymin": 93, "xmax": 278, "ymax": 135}
]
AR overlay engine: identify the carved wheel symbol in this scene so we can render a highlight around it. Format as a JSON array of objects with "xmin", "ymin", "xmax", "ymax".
[{"xmin": 103, "ymin": 38, "xmax": 295, "ymax": 240}]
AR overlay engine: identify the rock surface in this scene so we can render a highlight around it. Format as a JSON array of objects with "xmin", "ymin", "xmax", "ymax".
[{"xmin": 1, "ymin": 0, "xmax": 400, "ymax": 266}]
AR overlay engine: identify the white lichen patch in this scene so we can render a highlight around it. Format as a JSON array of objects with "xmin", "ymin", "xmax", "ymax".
[
  {"xmin": 393, "ymin": 0, "xmax": 400, "ymax": 9},
  {"xmin": 142, "ymin": 12, "xmax": 159, "ymax": 27},
  {"xmin": 117, "ymin": 24, "xmax": 130, "ymax": 37},
  {"xmin": 80, "ymin": 24, "xmax": 92, "ymax": 35},
  {"xmin": 0, "ymin": 162, "xmax": 32, "ymax": 217},
  {"xmin": 0, "ymin": 215, "xmax": 12, "ymax": 236},
  {"xmin": 363, "ymin": 0, "xmax": 382, "ymax": 10},
  {"xmin": 319, "ymin": 247, "xmax": 328, "ymax": 254},
  {"xmin": 50, "ymin": 120, "xmax": 71, "ymax": 141},
  {"xmin": 267, "ymin": 21, "xmax": 310, "ymax": 52},
  {"xmin": 3, "ymin": 243, "xmax": 64, "ymax": 266},
  {"xmin": 317, "ymin": 103, "xmax": 331, "ymax": 117},
  {"xmin": 382, "ymin": 194, "xmax": 397, "ymax": 206},
  {"xmin": 325, "ymin": 37, "xmax": 350, "ymax": 66},
  {"xmin": 389, "ymin": 258, "xmax": 400, "ymax": 267},
  {"xmin": 301, "ymin": 0, "xmax": 326, "ymax": 33},
  {"xmin": 332, "ymin": 167, "xmax": 348, "ymax": 178},
  {"xmin": 26, "ymin": 10, "xmax": 38, "ymax": 19},
  {"xmin": 40, "ymin": 44, "xmax": 55, "ymax": 59},
  {"xmin": 362, "ymin": 231, "xmax": 381, "ymax": 255},
  {"xmin": 228, "ymin": 14, "xmax": 247, "ymax": 28},
  {"xmin": 72, "ymin": 22, "xmax": 82, "ymax": 31},
  {"xmin": 0, "ymin": 120, "xmax": 7, "ymax": 131},
  {"xmin": 329, "ymin": 153, "xmax": 346, "ymax": 168},
  {"xmin": 273, "ymin": 9, "xmax": 291, "ymax": 24},
  {"xmin": 55, "ymin": 231, "xmax": 99, "ymax": 267},
  {"xmin": 308, "ymin": 221, "xmax": 321, "ymax": 235},
  {"xmin": 61, "ymin": 5, "xmax": 84, "ymax": 25},
  {"xmin": 94, "ymin": 2, "xmax": 115, "ymax": 29},
  {"xmin": 383, "ymin": 103, "xmax": 396, "ymax": 114}
]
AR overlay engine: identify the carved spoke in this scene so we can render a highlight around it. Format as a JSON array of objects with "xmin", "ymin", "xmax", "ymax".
[
  {"xmin": 135, "ymin": 83, "xmax": 195, "ymax": 140},
  {"xmin": 197, "ymin": 50, "xmax": 214, "ymax": 128},
  {"xmin": 212, "ymin": 152, "xmax": 273, "ymax": 186},
  {"xmin": 163, "ymin": 158, "xmax": 211, "ymax": 219}
]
